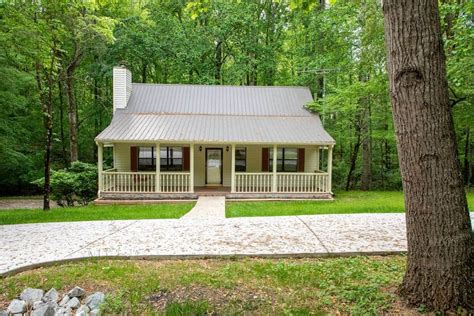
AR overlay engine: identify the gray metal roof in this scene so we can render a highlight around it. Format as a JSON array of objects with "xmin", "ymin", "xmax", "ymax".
[{"xmin": 96, "ymin": 84, "xmax": 335, "ymax": 144}]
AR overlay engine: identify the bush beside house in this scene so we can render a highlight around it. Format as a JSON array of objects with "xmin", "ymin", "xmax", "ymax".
[{"xmin": 35, "ymin": 162, "xmax": 98, "ymax": 207}]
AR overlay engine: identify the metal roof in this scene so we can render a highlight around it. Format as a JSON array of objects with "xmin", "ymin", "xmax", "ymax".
[{"xmin": 96, "ymin": 84, "xmax": 335, "ymax": 144}]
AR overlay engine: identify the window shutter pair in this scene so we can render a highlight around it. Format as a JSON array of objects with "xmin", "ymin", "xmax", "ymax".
[
  {"xmin": 130, "ymin": 146, "xmax": 191, "ymax": 171},
  {"xmin": 261, "ymin": 148, "xmax": 305, "ymax": 171}
]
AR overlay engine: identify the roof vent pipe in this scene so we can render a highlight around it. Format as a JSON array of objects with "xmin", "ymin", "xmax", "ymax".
[{"xmin": 113, "ymin": 65, "xmax": 132, "ymax": 113}]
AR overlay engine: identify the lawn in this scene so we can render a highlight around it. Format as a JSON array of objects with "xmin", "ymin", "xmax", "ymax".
[
  {"xmin": 226, "ymin": 190, "xmax": 474, "ymax": 218},
  {"xmin": 0, "ymin": 256, "xmax": 411, "ymax": 315},
  {"xmin": 0, "ymin": 203, "xmax": 195, "ymax": 225}
]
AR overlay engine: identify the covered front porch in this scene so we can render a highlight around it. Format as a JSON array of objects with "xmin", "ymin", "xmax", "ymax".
[{"xmin": 97, "ymin": 142, "xmax": 333, "ymax": 199}]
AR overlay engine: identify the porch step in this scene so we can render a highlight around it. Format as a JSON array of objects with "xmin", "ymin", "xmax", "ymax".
[{"xmin": 180, "ymin": 196, "xmax": 226, "ymax": 220}]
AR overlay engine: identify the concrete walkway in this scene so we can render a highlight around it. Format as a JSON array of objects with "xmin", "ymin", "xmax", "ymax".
[
  {"xmin": 181, "ymin": 196, "xmax": 225, "ymax": 219},
  {"xmin": 1, "ymin": 213, "xmax": 473, "ymax": 276}
]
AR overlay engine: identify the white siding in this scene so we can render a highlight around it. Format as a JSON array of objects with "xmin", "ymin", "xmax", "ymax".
[
  {"xmin": 113, "ymin": 66, "xmax": 132, "ymax": 113},
  {"xmin": 305, "ymin": 146, "xmax": 320, "ymax": 173},
  {"xmin": 114, "ymin": 143, "xmax": 131, "ymax": 171}
]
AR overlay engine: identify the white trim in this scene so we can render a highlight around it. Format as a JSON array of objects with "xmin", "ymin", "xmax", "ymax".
[
  {"xmin": 328, "ymin": 145, "xmax": 333, "ymax": 194},
  {"xmin": 155, "ymin": 143, "xmax": 161, "ymax": 192},
  {"xmin": 95, "ymin": 140, "xmax": 336, "ymax": 146},
  {"xmin": 190, "ymin": 144, "xmax": 194, "ymax": 193},
  {"xmin": 97, "ymin": 142, "xmax": 103, "ymax": 197},
  {"xmin": 272, "ymin": 145, "xmax": 277, "ymax": 193},
  {"xmin": 231, "ymin": 144, "xmax": 236, "ymax": 193}
]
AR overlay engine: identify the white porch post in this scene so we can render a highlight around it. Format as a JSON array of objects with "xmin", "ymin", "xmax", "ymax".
[
  {"xmin": 272, "ymin": 144, "xmax": 277, "ymax": 193},
  {"xmin": 97, "ymin": 142, "xmax": 103, "ymax": 197},
  {"xmin": 231, "ymin": 144, "xmax": 236, "ymax": 193},
  {"xmin": 155, "ymin": 143, "xmax": 161, "ymax": 192},
  {"xmin": 190, "ymin": 144, "xmax": 194, "ymax": 193},
  {"xmin": 112, "ymin": 145, "xmax": 116, "ymax": 169},
  {"xmin": 315, "ymin": 146, "xmax": 320, "ymax": 171},
  {"xmin": 328, "ymin": 145, "xmax": 333, "ymax": 193}
]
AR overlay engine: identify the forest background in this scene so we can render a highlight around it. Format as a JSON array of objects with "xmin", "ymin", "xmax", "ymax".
[{"xmin": 0, "ymin": 0, "xmax": 472, "ymax": 195}]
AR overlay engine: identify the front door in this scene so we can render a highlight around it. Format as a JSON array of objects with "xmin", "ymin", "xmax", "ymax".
[{"xmin": 206, "ymin": 148, "xmax": 223, "ymax": 185}]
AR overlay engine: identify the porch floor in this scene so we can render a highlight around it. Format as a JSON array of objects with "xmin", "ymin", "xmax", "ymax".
[{"xmin": 194, "ymin": 186, "xmax": 231, "ymax": 196}]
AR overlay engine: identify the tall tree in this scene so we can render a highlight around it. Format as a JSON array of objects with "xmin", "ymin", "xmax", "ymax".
[
  {"xmin": 383, "ymin": 0, "xmax": 473, "ymax": 310},
  {"xmin": 56, "ymin": 1, "xmax": 115, "ymax": 162}
]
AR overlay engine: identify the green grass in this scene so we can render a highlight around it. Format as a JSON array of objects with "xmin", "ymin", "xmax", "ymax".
[
  {"xmin": 0, "ymin": 256, "xmax": 409, "ymax": 315},
  {"xmin": 0, "ymin": 203, "xmax": 195, "ymax": 225},
  {"xmin": 226, "ymin": 190, "xmax": 474, "ymax": 218}
]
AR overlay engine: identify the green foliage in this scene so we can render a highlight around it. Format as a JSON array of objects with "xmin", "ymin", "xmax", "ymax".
[
  {"xmin": 35, "ymin": 161, "xmax": 98, "ymax": 206},
  {"xmin": 164, "ymin": 300, "xmax": 209, "ymax": 315},
  {"xmin": 0, "ymin": 0, "xmax": 472, "ymax": 195}
]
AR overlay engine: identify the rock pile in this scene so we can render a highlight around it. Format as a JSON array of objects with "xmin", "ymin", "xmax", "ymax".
[{"xmin": 1, "ymin": 287, "xmax": 105, "ymax": 316}]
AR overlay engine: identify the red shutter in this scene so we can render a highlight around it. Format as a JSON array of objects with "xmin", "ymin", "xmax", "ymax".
[
  {"xmin": 262, "ymin": 148, "xmax": 269, "ymax": 172},
  {"xmin": 182, "ymin": 147, "xmax": 190, "ymax": 171},
  {"xmin": 130, "ymin": 146, "xmax": 138, "ymax": 172},
  {"xmin": 298, "ymin": 148, "xmax": 305, "ymax": 172}
]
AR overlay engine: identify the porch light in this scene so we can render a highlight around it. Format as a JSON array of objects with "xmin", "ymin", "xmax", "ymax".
[
  {"xmin": 199, "ymin": 146, "xmax": 202, "ymax": 151},
  {"xmin": 226, "ymin": 146, "xmax": 229, "ymax": 152}
]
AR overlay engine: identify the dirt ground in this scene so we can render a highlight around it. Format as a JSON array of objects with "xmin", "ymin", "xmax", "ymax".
[{"xmin": 0, "ymin": 197, "xmax": 57, "ymax": 210}]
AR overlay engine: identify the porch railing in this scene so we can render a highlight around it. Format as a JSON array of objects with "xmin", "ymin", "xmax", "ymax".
[
  {"xmin": 101, "ymin": 170, "xmax": 191, "ymax": 193},
  {"xmin": 160, "ymin": 172, "xmax": 190, "ymax": 193},
  {"xmin": 103, "ymin": 171, "xmax": 156, "ymax": 193},
  {"xmin": 234, "ymin": 172, "xmax": 329, "ymax": 193},
  {"xmin": 101, "ymin": 170, "xmax": 328, "ymax": 194},
  {"xmin": 235, "ymin": 172, "xmax": 273, "ymax": 193},
  {"xmin": 277, "ymin": 172, "xmax": 329, "ymax": 193}
]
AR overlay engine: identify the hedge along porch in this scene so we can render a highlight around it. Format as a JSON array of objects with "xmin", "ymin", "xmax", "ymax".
[
  {"xmin": 96, "ymin": 142, "xmax": 333, "ymax": 198},
  {"xmin": 95, "ymin": 66, "xmax": 335, "ymax": 199}
]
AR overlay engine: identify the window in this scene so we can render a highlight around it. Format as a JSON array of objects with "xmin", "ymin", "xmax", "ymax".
[
  {"xmin": 138, "ymin": 146, "xmax": 183, "ymax": 171},
  {"xmin": 269, "ymin": 148, "xmax": 298, "ymax": 172},
  {"xmin": 235, "ymin": 148, "xmax": 246, "ymax": 172},
  {"xmin": 160, "ymin": 147, "xmax": 183, "ymax": 171},
  {"xmin": 138, "ymin": 147, "xmax": 155, "ymax": 171}
]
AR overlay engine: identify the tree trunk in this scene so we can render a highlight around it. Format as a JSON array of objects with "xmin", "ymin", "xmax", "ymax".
[
  {"xmin": 383, "ymin": 0, "xmax": 473, "ymax": 310},
  {"xmin": 361, "ymin": 105, "xmax": 372, "ymax": 191},
  {"xmin": 215, "ymin": 39, "xmax": 223, "ymax": 84},
  {"xmin": 58, "ymin": 79, "xmax": 68, "ymax": 166},
  {"xmin": 316, "ymin": 76, "xmax": 324, "ymax": 99},
  {"xmin": 141, "ymin": 61, "xmax": 147, "ymax": 83},
  {"xmin": 66, "ymin": 63, "xmax": 79, "ymax": 162},
  {"xmin": 35, "ymin": 62, "xmax": 53, "ymax": 211},
  {"xmin": 345, "ymin": 134, "xmax": 361, "ymax": 191}
]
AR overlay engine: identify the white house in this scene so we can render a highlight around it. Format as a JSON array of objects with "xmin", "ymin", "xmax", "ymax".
[{"xmin": 95, "ymin": 66, "xmax": 335, "ymax": 199}]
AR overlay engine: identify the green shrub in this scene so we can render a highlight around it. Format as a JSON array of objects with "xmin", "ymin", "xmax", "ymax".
[{"xmin": 35, "ymin": 161, "xmax": 97, "ymax": 206}]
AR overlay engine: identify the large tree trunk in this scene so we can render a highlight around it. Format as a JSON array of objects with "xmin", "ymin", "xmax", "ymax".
[{"xmin": 383, "ymin": 0, "xmax": 473, "ymax": 310}]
